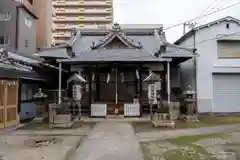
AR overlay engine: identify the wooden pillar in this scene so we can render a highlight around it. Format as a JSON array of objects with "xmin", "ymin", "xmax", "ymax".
[
  {"xmin": 167, "ymin": 61, "xmax": 171, "ymax": 105},
  {"xmin": 162, "ymin": 64, "xmax": 167, "ymax": 99},
  {"xmin": 135, "ymin": 68, "xmax": 139, "ymax": 94},
  {"xmin": 58, "ymin": 62, "xmax": 62, "ymax": 104},
  {"xmin": 139, "ymin": 65, "xmax": 143, "ymax": 117},
  {"xmin": 88, "ymin": 68, "xmax": 92, "ymax": 117},
  {"xmin": 96, "ymin": 66, "xmax": 100, "ymax": 101}
]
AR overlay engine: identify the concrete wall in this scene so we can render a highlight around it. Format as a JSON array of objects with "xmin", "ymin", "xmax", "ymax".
[
  {"xmin": 34, "ymin": 0, "xmax": 53, "ymax": 49},
  {"xmin": 179, "ymin": 20, "xmax": 240, "ymax": 113},
  {"xmin": 17, "ymin": 8, "xmax": 37, "ymax": 55},
  {"xmin": 19, "ymin": 102, "xmax": 36, "ymax": 121},
  {"xmin": 0, "ymin": 0, "xmax": 18, "ymax": 49}
]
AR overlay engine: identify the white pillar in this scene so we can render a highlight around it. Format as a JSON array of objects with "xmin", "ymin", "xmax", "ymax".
[
  {"xmin": 58, "ymin": 62, "xmax": 62, "ymax": 104},
  {"xmin": 115, "ymin": 68, "xmax": 118, "ymax": 104},
  {"xmin": 167, "ymin": 61, "xmax": 171, "ymax": 105}
]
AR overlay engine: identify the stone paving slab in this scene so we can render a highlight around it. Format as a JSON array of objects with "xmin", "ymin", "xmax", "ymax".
[
  {"xmin": 71, "ymin": 122, "xmax": 144, "ymax": 160},
  {"xmin": 9, "ymin": 128, "xmax": 90, "ymax": 136},
  {"xmin": 137, "ymin": 124, "xmax": 240, "ymax": 142},
  {"xmin": 0, "ymin": 135, "xmax": 83, "ymax": 160}
]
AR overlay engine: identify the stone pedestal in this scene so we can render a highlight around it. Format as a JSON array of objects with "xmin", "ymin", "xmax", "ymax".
[
  {"xmin": 152, "ymin": 113, "xmax": 176, "ymax": 128},
  {"xmin": 50, "ymin": 115, "xmax": 74, "ymax": 128}
]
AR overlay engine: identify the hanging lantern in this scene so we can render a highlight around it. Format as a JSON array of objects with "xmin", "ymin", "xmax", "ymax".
[
  {"xmin": 120, "ymin": 72, "xmax": 124, "ymax": 83},
  {"xmin": 106, "ymin": 73, "xmax": 111, "ymax": 83},
  {"xmin": 92, "ymin": 72, "xmax": 95, "ymax": 81},
  {"xmin": 136, "ymin": 69, "xmax": 139, "ymax": 80}
]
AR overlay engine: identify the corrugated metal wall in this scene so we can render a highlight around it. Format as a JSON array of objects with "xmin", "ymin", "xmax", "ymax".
[{"xmin": 213, "ymin": 74, "xmax": 240, "ymax": 112}]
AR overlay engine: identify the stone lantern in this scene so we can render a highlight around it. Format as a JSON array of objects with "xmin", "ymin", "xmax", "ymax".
[
  {"xmin": 183, "ymin": 86, "xmax": 196, "ymax": 115},
  {"xmin": 182, "ymin": 85, "xmax": 198, "ymax": 121},
  {"xmin": 33, "ymin": 88, "xmax": 47, "ymax": 122}
]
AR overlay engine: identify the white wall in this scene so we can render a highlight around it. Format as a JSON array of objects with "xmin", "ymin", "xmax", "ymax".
[{"xmin": 179, "ymin": 21, "xmax": 240, "ymax": 113}]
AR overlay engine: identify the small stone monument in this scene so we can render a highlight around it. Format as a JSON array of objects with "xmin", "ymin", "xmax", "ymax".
[{"xmin": 143, "ymin": 72, "xmax": 175, "ymax": 128}]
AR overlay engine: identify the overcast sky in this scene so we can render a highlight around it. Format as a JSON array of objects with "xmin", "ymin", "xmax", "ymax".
[{"xmin": 113, "ymin": 0, "xmax": 240, "ymax": 42}]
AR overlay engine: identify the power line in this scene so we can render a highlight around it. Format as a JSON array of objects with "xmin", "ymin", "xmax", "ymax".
[
  {"xmin": 199, "ymin": 0, "xmax": 220, "ymax": 16},
  {"xmin": 164, "ymin": 1, "xmax": 240, "ymax": 31},
  {"xmin": 185, "ymin": 31, "xmax": 240, "ymax": 47},
  {"xmin": 214, "ymin": 0, "xmax": 234, "ymax": 10}
]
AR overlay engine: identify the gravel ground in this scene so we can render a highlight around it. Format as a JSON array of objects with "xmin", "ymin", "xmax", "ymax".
[{"xmin": 140, "ymin": 131, "xmax": 240, "ymax": 160}]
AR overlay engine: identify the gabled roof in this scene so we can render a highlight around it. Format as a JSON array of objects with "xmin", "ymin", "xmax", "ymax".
[
  {"xmin": 175, "ymin": 16, "xmax": 240, "ymax": 45},
  {"xmin": 91, "ymin": 23, "xmax": 142, "ymax": 49},
  {"xmin": 67, "ymin": 74, "xmax": 87, "ymax": 84}
]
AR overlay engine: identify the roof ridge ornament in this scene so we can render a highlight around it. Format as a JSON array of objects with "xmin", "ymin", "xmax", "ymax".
[
  {"xmin": 0, "ymin": 49, "xmax": 8, "ymax": 60},
  {"xmin": 71, "ymin": 28, "xmax": 77, "ymax": 37},
  {"xmin": 112, "ymin": 23, "xmax": 121, "ymax": 32}
]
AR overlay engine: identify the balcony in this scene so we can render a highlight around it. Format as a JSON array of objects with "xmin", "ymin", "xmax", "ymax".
[
  {"xmin": 56, "ymin": 24, "xmax": 109, "ymax": 30},
  {"xmin": 52, "ymin": 6, "xmax": 56, "ymax": 16},
  {"xmin": 52, "ymin": 22, "xmax": 56, "ymax": 31},
  {"xmin": 53, "ymin": 1, "xmax": 112, "ymax": 7},
  {"xmin": 54, "ymin": 39, "xmax": 68, "ymax": 44},
  {"xmin": 53, "ymin": 32, "xmax": 71, "ymax": 38},
  {"xmin": 53, "ymin": 16, "xmax": 112, "ymax": 22},
  {"xmin": 55, "ymin": 8, "xmax": 112, "ymax": 15}
]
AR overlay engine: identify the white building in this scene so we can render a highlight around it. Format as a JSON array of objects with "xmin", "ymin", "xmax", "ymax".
[{"xmin": 175, "ymin": 16, "xmax": 240, "ymax": 113}]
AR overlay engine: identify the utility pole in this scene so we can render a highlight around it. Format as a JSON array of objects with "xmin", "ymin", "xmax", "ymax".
[
  {"xmin": 193, "ymin": 29, "xmax": 198, "ymax": 114},
  {"xmin": 183, "ymin": 22, "xmax": 197, "ymax": 35},
  {"xmin": 187, "ymin": 22, "xmax": 198, "ymax": 114},
  {"xmin": 183, "ymin": 23, "xmax": 187, "ymax": 35}
]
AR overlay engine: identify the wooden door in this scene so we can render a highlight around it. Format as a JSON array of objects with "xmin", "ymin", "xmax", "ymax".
[
  {"xmin": 0, "ymin": 81, "xmax": 5, "ymax": 128},
  {"xmin": 0, "ymin": 80, "xmax": 19, "ymax": 128}
]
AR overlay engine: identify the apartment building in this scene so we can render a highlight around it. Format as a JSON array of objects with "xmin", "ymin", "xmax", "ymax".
[
  {"xmin": 0, "ymin": 0, "xmax": 37, "ymax": 55},
  {"xmin": 33, "ymin": 0, "xmax": 56, "ymax": 48},
  {"xmin": 52, "ymin": 0, "xmax": 113, "ymax": 45}
]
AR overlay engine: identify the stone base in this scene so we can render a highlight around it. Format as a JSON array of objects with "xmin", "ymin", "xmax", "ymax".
[
  {"xmin": 32, "ymin": 117, "xmax": 46, "ymax": 123},
  {"xmin": 32, "ymin": 113, "xmax": 48, "ymax": 123},
  {"xmin": 152, "ymin": 121, "xmax": 176, "ymax": 128},
  {"xmin": 50, "ymin": 122, "xmax": 74, "ymax": 129},
  {"xmin": 179, "ymin": 115, "xmax": 199, "ymax": 122},
  {"xmin": 50, "ymin": 114, "xmax": 74, "ymax": 128}
]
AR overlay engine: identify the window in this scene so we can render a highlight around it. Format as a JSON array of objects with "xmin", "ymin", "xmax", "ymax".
[
  {"xmin": 25, "ymin": 40, "xmax": 29, "ymax": 48},
  {"xmin": 25, "ymin": 17, "xmax": 32, "ymax": 28},
  {"xmin": 0, "ymin": 11, "xmax": 11, "ymax": 21},
  {"xmin": 21, "ymin": 84, "xmax": 38, "ymax": 101},
  {"xmin": 218, "ymin": 40, "xmax": 240, "ymax": 58},
  {"xmin": 0, "ymin": 36, "xmax": 10, "ymax": 45},
  {"xmin": 226, "ymin": 23, "xmax": 230, "ymax": 29}
]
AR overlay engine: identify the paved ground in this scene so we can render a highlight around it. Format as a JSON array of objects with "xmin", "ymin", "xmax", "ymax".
[
  {"xmin": 0, "ymin": 127, "xmax": 91, "ymax": 160},
  {"xmin": 71, "ymin": 122, "xmax": 144, "ymax": 160},
  {"xmin": 137, "ymin": 124, "xmax": 240, "ymax": 142}
]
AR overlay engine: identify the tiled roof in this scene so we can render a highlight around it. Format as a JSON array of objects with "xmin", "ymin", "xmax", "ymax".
[
  {"xmin": 53, "ymin": 24, "xmax": 195, "ymax": 63},
  {"xmin": 61, "ymin": 49, "xmax": 159, "ymax": 63},
  {"xmin": 0, "ymin": 48, "xmax": 43, "ymax": 80},
  {"xmin": 38, "ymin": 48, "xmax": 70, "ymax": 59}
]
